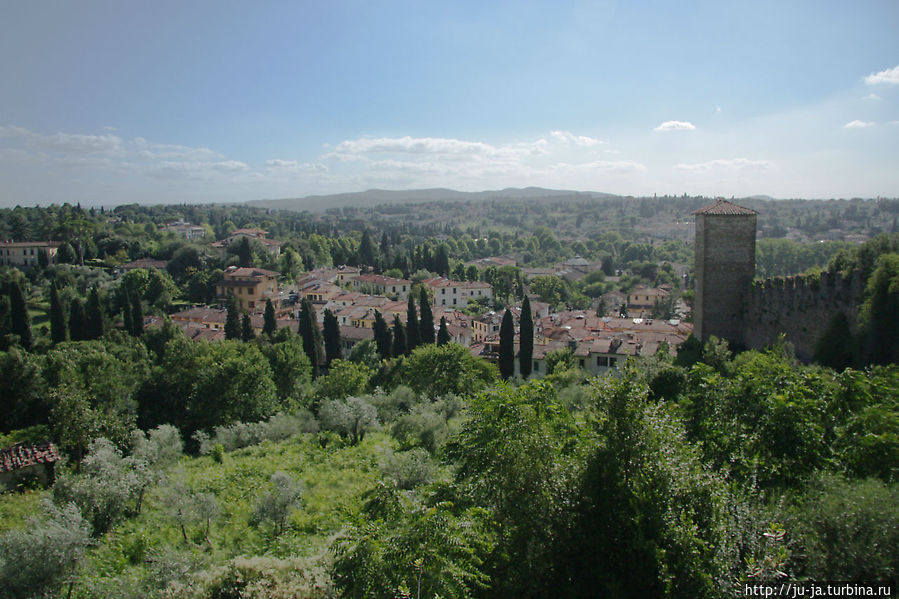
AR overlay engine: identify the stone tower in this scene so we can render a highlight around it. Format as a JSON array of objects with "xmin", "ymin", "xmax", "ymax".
[{"xmin": 693, "ymin": 199, "xmax": 757, "ymax": 347}]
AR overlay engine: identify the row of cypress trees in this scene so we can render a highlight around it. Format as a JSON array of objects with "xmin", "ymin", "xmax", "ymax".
[{"xmin": 498, "ymin": 296, "xmax": 534, "ymax": 380}]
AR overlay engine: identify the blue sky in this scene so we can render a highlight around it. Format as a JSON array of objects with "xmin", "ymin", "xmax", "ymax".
[{"xmin": 1, "ymin": 0, "xmax": 897, "ymax": 207}]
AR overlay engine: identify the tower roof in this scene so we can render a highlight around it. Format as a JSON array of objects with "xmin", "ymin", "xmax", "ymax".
[{"xmin": 692, "ymin": 199, "xmax": 757, "ymax": 216}]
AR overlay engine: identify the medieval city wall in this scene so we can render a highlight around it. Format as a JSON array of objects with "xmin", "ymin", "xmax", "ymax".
[{"xmin": 743, "ymin": 270, "xmax": 864, "ymax": 360}]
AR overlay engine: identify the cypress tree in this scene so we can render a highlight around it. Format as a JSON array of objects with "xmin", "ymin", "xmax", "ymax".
[
  {"xmin": 49, "ymin": 283, "xmax": 68, "ymax": 345},
  {"xmin": 86, "ymin": 285, "xmax": 104, "ymax": 340},
  {"xmin": 372, "ymin": 310, "xmax": 392, "ymax": 360},
  {"xmin": 237, "ymin": 236, "xmax": 252, "ymax": 267},
  {"xmin": 358, "ymin": 229, "xmax": 376, "ymax": 267},
  {"xmin": 406, "ymin": 294, "xmax": 420, "ymax": 351},
  {"xmin": 68, "ymin": 298, "xmax": 86, "ymax": 341},
  {"xmin": 298, "ymin": 297, "xmax": 323, "ymax": 377},
  {"xmin": 323, "ymin": 308, "xmax": 342, "ymax": 366},
  {"xmin": 9, "ymin": 280, "xmax": 33, "ymax": 350},
  {"xmin": 392, "ymin": 314, "xmax": 407, "ymax": 357},
  {"xmin": 498, "ymin": 309, "xmax": 515, "ymax": 380},
  {"xmin": 263, "ymin": 298, "xmax": 277, "ymax": 337},
  {"xmin": 519, "ymin": 296, "xmax": 534, "ymax": 379},
  {"xmin": 131, "ymin": 294, "xmax": 144, "ymax": 337},
  {"xmin": 121, "ymin": 290, "xmax": 134, "ymax": 338},
  {"xmin": 37, "ymin": 249, "xmax": 49, "ymax": 269},
  {"xmin": 437, "ymin": 316, "xmax": 450, "ymax": 346},
  {"xmin": 224, "ymin": 294, "xmax": 240, "ymax": 340},
  {"xmin": 241, "ymin": 313, "xmax": 256, "ymax": 341},
  {"xmin": 419, "ymin": 287, "xmax": 435, "ymax": 345}
]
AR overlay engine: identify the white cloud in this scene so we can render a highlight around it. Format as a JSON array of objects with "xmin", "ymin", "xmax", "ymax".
[
  {"xmin": 844, "ymin": 120, "xmax": 875, "ymax": 129},
  {"xmin": 862, "ymin": 93, "xmax": 882, "ymax": 101},
  {"xmin": 265, "ymin": 159, "xmax": 328, "ymax": 173},
  {"xmin": 654, "ymin": 120, "xmax": 696, "ymax": 131},
  {"xmin": 550, "ymin": 130, "xmax": 606, "ymax": 146},
  {"xmin": 675, "ymin": 158, "xmax": 775, "ymax": 173},
  {"xmin": 549, "ymin": 160, "xmax": 647, "ymax": 175},
  {"xmin": 864, "ymin": 65, "xmax": 899, "ymax": 85}
]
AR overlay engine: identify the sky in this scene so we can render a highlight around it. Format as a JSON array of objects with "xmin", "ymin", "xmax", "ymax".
[{"xmin": 1, "ymin": 0, "xmax": 898, "ymax": 208}]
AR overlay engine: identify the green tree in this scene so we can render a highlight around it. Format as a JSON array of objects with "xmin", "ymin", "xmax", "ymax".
[
  {"xmin": 50, "ymin": 282, "xmax": 68, "ymax": 345},
  {"xmin": 322, "ymin": 308, "xmax": 342, "ymax": 367},
  {"xmin": 314, "ymin": 359, "xmax": 372, "ymax": 401},
  {"xmin": 241, "ymin": 313, "xmax": 256, "ymax": 341},
  {"xmin": 0, "ymin": 499, "xmax": 91, "ymax": 599},
  {"xmin": 406, "ymin": 294, "xmax": 420, "ymax": 351},
  {"xmin": 858, "ymin": 253, "xmax": 899, "ymax": 365},
  {"xmin": 68, "ymin": 297, "xmax": 87, "ymax": 341},
  {"xmin": 262, "ymin": 298, "xmax": 277, "ymax": 337},
  {"xmin": 437, "ymin": 316, "xmax": 450, "ymax": 346},
  {"xmin": 237, "ymin": 236, "xmax": 252, "ymax": 267},
  {"xmin": 519, "ymin": 296, "xmax": 534, "ymax": 379},
  {"xmin": 358, "ymin": 229, "xmax": 376, "ymax": 266},
  {"xmin": 224, "ymin": 294, "xmax": 240, "ymax": 340},
  {"xmin": 401, "ymin": 343, "xmax": 497, "ymax": 399},
  {"xmin": 813, "ymin": 312, "xmax": 855, "ymax": 370},
  {"xmin": 85, "ymin": 285, "xmax": 104, "ymax": 340},
  {"xmin": 373, "ymin": 310, "xmax": 392, "ymax": 360},
  {"xmin": 298, "ymin": 297, "xmax": 323, "ymax": 377},
  {"xmin": 448, "ymin": 382, "xmax": 577, "ymax": 594},
  {"xmin": 419, "ymin": 287, "xmax": 435, "ymax": 344},
  {"xmin": 498, "ymin": 309, "xmax": 515, "ymax": 380},
  {"xmin": 320, "ymin": 396, "xmax": 378, "ymax": 445},
  {"xmin": 130, "ymin": 293, "xmax": 144, "ymax": 337},
  {"xmin": 392, "ymin": 314, "xmax": 407, "ymax": 357},
  {"xmin": 251, "ymin": 471, "xmax": 303, "ymax": 536},
  {"xmin": 8, "ymin": 279, "xmax": 32, "ymax": 350},
  {"xmin": 262, "ymin": 335, "xmax": 312, "ymax": 403}
]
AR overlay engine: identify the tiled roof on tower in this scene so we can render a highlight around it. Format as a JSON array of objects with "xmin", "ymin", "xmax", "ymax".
[{"xmin": 692, "ymin": 199, "xmax": 757, "ymax": 215}]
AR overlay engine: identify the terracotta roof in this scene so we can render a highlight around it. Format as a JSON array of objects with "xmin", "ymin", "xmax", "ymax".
[
  {"xmin": 223, "ymin": 266, "xmax": 280, "ymax": 278},
  {"xmin": 692, "ymin": 199, "xmax": 757, "ymax": 216},
  {"xmin": 0, "ymin": 442, "xmax": 60, "ymax": 473}
]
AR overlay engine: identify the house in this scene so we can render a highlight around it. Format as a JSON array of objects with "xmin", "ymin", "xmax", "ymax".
[
  {"xmin": 215, "ymin": 266, "xmax": 280, "ymax": 313},
  {"xmin": 163, "ymin": 221, "xmax": 206, "ymax": 240},
  {"xmin": 0, "ymin": 442, "xmax": 60, "ymax": 490},
  {"xmin": 350, "ymin": 273, "xmax": 412, "ymax": 299},
  {"xmin": 0, "ymin": 241, "xmax": 60, "ymax": 268},
  {"xmin": 627, "ymin": 285, "xmax": 672, "ymax": 311},
  {"xmin": 422, "ymin": 277, "xmax": 494, "ymax": 308},
  {"xmin": 211, "ymin": 228, "xmax": 282, "ymax": 257}
]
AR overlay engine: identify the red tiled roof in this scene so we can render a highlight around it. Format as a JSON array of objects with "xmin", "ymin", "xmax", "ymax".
[
  {"xmin": 692, "ymin": 199, "xmax": 757, "ymax": 216},
  {"xmin": 0, "ymin": 442, "xmax": 60, "ymax": 473}
]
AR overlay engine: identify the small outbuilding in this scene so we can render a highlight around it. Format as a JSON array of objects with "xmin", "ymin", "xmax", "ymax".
[{"xmin": 0, "ymin": 441, "xmax": 60, "ymax": 491}]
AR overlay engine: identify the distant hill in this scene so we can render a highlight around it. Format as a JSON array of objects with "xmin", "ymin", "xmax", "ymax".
[{"xmin": 247, "ymin": 187, "xmax": 621, "ymax": 212}]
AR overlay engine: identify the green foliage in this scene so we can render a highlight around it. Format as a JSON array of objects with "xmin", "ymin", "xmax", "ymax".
[
  {"xmin": 858, "ymin": 253, "xmax": 899, "ymax": 365},
  {"xmin": 448, "ymin": 381, "xmax": 579, "ymax": 593},
  {"xmin": 813, "ymin": 311, "xmax": 855, "ymax": 370},
  {"xmin": 437, "ymin": 315, "xmax": 450, "ymax": 346},
  {"xmin": 332, "ymin": 485, "xmax": 493, "ymax": 599},
  {"xmin": 418, "ymin": 286, "xmax": 435, "ymax": 344},
  {"xmin": 196, "ymin": 411, "xmax": 319, "ymax": 454},
  {"xmin": 262, "ymin": 298, "xmax": 277, "ymax": 337},
  {"xmin": 8, "ymin": 279, "xmax": 32, "ymax": 350},
  {"xmin": 406, "ymin": 294, "xmax": 420, "ymax": 351},
  {"xmin": 380, "ymin": 448, "xmax": 436, "ymax": 490},
  {"xmin": 320, "ymin": 396, "xmax": 378, "ymax": 445},
  {"xmin": 544, "ymin": 346, "xmax": 576, "ymax": 375},
  {"xmin": 519, "ymin": 296, "xmax": 533, "ymax": 378},
  {"xmin": 224, "ymin": 294, "xmax": 240, "ymax": 340},
  {"xmin": 322, "ymin": 308, "xmax": 341, "ymax": 366},
  {"xmin": 372, "ymin": 310, "xmax": 392, "ymax": 359},
  {"xmin": 251, "ymin": 471, "xmax": 304, "ymax": 536},
  {"xmin": 392, "ymin": 403, "xmax": 451, "ymax": 455},
  {"xmin": 49, "ymin": 282, "xmax": 67, "ymax": 344},
  {"xmin": 498, "ymin": 309, "xmax": 515, "ymax": 380},
  {"xmin": 262, "ymin": 335, "xmax": 312, "ymax": 404},
  {"xmin": 786, "ymin": 474, "xmax": 899, "ymax": 582},
  {"xmin": 314, "ymin": 359, "xmax": 372, "ymax": 402},
  {"xmin": 401, "ymin": 343, "xmax": 497, "ymax": 399},
  {"xmin": 0, "ymin": 347, "xmax": 49, "ymax": 432},
  {"xmin": 0, "ymin": 499, "xmax": 91, "ymax": 599}
]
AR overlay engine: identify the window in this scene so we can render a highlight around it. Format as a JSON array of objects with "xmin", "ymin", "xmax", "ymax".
[
  {"xmin": 248, "ymin": 287, "xmax": 254, "ymax": 294},
  {"xmin": 453, "ymin": 287, "xmax": 457, "ymax": 294},
  {"xmin": 579, "ymin": 359, "xmax": 585, "ymax": 367},
  {"xmin": 442, "ymin": 289, "xmax": 445, "ymax": 294},
  {"xmin": 609, "ymin": 357, "xmax": 617, "ymax": 368},
  {"xmin": 453, "ymin": 298, "xmax": 457, "ymax": 305}
]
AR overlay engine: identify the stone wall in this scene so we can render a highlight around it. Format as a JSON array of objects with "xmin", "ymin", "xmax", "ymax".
[{"xmin": 743, "ymin": 270, "xmax": 864, "ymax": 360}]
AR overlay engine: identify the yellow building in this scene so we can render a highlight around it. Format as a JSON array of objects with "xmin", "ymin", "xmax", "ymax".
[{"xmin": 215, "ymin": 266, "xmax": 279, "ymax": 313}]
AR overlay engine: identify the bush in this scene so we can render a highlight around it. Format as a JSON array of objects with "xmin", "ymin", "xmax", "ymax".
[
  {"xmin": 0, "ymin": 499, "xmax": 91, "ymax": 599},
  {"xmin": 392, "ymin": 405, "xmax": 449, "ymax": 454},
  {"xmin": 197, "ymin": 411, "xmax": 319, "ymax": 454},
  {"xmin": 380, "ymin": 448, "xmax": 436, "ymax": 490},
  {"xmin": 319, "ymin": 397, "xmax": 378, "ymax": 445}
]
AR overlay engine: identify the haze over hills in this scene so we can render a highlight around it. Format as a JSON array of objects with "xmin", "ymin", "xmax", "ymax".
[{"xmin": 247, "ymin": 187, "xmax": 623, "ymax": 212}]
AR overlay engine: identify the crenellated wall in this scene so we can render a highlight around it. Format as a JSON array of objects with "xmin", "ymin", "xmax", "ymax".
[{"xmin": 743, "ymin": 270, "xmax": 864, "ymax": 360}]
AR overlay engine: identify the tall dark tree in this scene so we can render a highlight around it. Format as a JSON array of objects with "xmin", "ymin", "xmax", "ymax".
[
  {"xmin": 372, "ymin": 310, "xmax": 392, "ymax": 360},
  {"xmin": 358, "ymin": 229, "xmax": 376, "ymax": 267},
  {"xmin": 406, "ymin": 294, "xmax": 420, "ymax": 351},
  {"xmin": 237, "ymin": 236, "xmax": 252, "ymax": 267},
  {"xmin": 263, "ymin": 298, "xmax": 277, "ymax": 337},
  {"xmin": 322, "ymin": 308, "xmax": 342, "ymax": 367},
  {"xmin": 419, "ymin": 287, "xmax": 435, "ymax": 345},
  {"xmin": 519, "ymin": 296, "xmax": 534, "ymax": 379},
  {"xmin": 241, "ymin": 313, "xmax": 256, "ymax": 341},
  {"xmin": 392, "ymin": 314, "xmax": 407, "ymax": 357},
  {"xmin": 434, "ymin": 244, "xmax": 450, "ymax": 276},
  {"xmin": 121, "ymin": 291, "xmax": 134, "ymax": 338},
  {"xmin": 68, "ymin": 298, "xmax": 86, "ymax": 341},
  {"xmin": 437, "ymin": 316, "xmax": 451, "ymax": 346},
  {"xmin": 498, "ymin": 309, "xmax": 515, "ymax": 380},
  {"xmin": 86, "ymin": 286, "xmax": 104, "ymax": 340},
  {"xmin": 224, "ymin": 294, "xmax": 240, "ymax": 340},
  {"xmin": 298, "ymin": 297, "xmax": 323, "ymax": 377},
  {"xmin": 49, "ymin": 283, "xmax": 68, "ymax": 345},
  {"xmin": 37, "ymin": 248, "xmax": 49, "ymax": 269},
  {"xmin": 131, "ymin": 294, "xmax": 144, "ymax": 337},
  {"xmin": 8, "ymin": 280, "xmax": 32, "ymax": 351}
]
